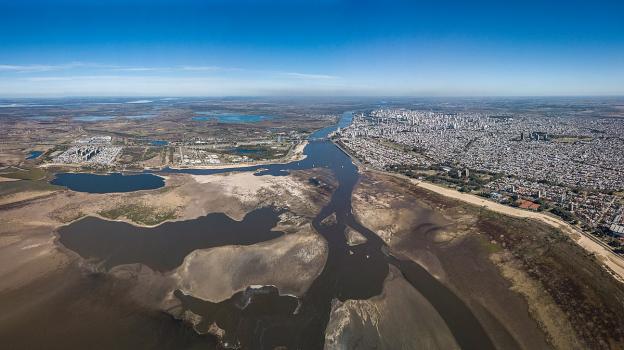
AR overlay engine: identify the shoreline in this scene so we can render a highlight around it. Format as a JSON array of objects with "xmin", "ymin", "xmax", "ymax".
[
  {"xmin": 25, "ymin": 130, "xmax": 624, "ymax": 282},
  {"xmin": 333, "ymin": 140, "xmax": 624, "ymax": 282}
]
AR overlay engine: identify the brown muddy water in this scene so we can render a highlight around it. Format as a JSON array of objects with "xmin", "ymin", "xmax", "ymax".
[
  {"xmin": 58, "ymin": 207, "xmax": 283, "ymax": 272},
  {"xmin": 0, "ymin": 265, "xmax": 213, "ymax": 350}
]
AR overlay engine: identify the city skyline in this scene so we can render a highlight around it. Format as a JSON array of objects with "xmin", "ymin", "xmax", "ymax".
[{"xmin": 1, "ymin": 0, "xmax": 623, "ymax": 97}]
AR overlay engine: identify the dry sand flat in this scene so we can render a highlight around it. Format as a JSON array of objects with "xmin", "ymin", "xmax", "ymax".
[
  {"xmin": 173, "ymin": 223, "xmax": 327, "ymax": 303},
  {"xmin": 0, "ymin": 173, "xmax": 260, "ymax": 230},
  {"xmin": 0, "ymin": 166, "xmax": 337, "ymax": 350},
  {"xmin": 0, "ymin": 147, "xmax": 25, "ymax": 166},
  {"xmin": 0, "ymin": 176, "xmax": 20, "ymax": 182},
  {"xmin": 414, "ymin": 180, "xmax": 624, "ymax": 281},
  {"xmin": 0, "ymin": 167, "xmax": 335, "ymax": 345},
  {"xmin": 166, "ymin": 169, "xmax": 335, "ymax": 326},
  {"xmin": 0, "ymin": 190, "xmax": 56, "ymax": 206},
  {"xmin": 0, "ymin": 168, "xmax": 332, "ymax": 245},
  {"xmin": 353, "ymin": 170, "xmax": 624, "ymax": 349},
  {"xmin": 344, "ymin": 226, "xmax": 367, "ymax": 246},
  {"xmin": 290, "ymin": 140, "xmax": 308, "ymax": 159},
  {"xmin": 12, "ymin": 163, "xmax": 321, "ymax": 230},
  {"xmin": 352, "ymin": 176, "xmax": 454, "ymax": 250},
  {"xmin": 0, "ymin": 224, "xmax": 70, "ymax": 292},
  {"xmin": 190, "ymin": 169, "xmax": 328, "ymax": 218},
  {"xmin": 352, "ymin": 173, "xmax": 553, "ymax": 349},
  {"xmin": 325, "ymin": 265, "xmax": 460, "ymax": 350}
]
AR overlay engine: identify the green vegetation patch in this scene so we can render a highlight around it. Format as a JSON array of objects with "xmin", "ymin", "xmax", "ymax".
[
  {"xmin": 478, "ymin": 236, "xmax": 503, "ymax": 254},
  {"xmin": 118, "ymin": 147, "xmax": 146, "ymax": 164},
  {"xmin": 56, "ymin": 210, "xmax": 86, "ymax": 224},
  {"xmin": 0, "ymin": 180, "xmax": 61, "ymax": 197},
  {"xmin": 143, "ymin": 147, "xmax": 161, "ymax": 160},
  {"xmin": 2, "ymin": 167, "xmax": 48, "ymax": 180},
  {"xmin": 99, "ymin": 203, "xmax": 177, "ymax": 226},
  {"xmin": 413, "ymin": 182, "xmax": 624, "ymax": 348},
  {"xmin": 474, "ymin": 208, "xmax": 624, "ymax": 347}
]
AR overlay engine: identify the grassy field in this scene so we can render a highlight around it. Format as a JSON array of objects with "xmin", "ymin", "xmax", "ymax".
[
  {"xmin": 143, "ymin": 147, "xmax": 161, "ymax": 161},
  {"xmin": 474, "ymin": 205, "xmax": 624, "ymax": 348},
  {"xmin": 1, "ymin": 167, "xmax": 48, "ymax": 181},
  {"xmin": 0, "ymin": 180, "xmax": 61, "ymax": 197},
  {"xmin": 99, "ymin": 203, "xmax": 177, "ymax": 226}
]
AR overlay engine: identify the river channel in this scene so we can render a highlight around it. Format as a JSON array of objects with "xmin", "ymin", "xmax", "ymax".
[{"xmin": 57, "ymin": 112, "xmax": 495, "ymax": 349}]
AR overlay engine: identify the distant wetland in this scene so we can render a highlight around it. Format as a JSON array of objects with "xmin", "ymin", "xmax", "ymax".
[
  {"xmin": 25, "ymin": 151, "xmax": 43, "ymax": 160},
  {"xmin": 192, "ymin": 112, "xmax": 273, "ymax": 123},
  {"xmin": 72, "ymin": 115, "xmax": 115, "ymax": 122}
]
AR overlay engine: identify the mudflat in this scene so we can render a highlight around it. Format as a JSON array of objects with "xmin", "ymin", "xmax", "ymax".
[{"xmin": 352, "ymin": 170, "xmax": 624, "ymax": 349}]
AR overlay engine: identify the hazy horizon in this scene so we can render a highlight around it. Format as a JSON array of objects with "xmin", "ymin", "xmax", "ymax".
[{"xmin": 2, "ymin": 95, "xmax": 624, "ymax": 100}]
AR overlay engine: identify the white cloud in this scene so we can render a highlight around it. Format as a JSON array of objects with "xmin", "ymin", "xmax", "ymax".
[
  {"xmin": 110, "ymin": 67, "xmax": 165, "ymax": 72},
  {"xmin": 0, "ymin": 62, "xmax": 380, "ymax": 96},
  {"xmin": 0, "ymin": 62, "xmax": 123, "ymax": 73},
  {"xmin": 0, "ymin": 64, "xmax": 72, "ymax": 72},
  {"xmin": 283, "ymin": 72, "xmax": 339, "ymax": 80},
  {"xmin": 24, "ymin": 75, "xmax": 127, "ymax": 81},
  {"xmin": 0, "ymin": 62, "xmax": 342, "ymax": 85},
  {"xmin": 179, "ymin": 65, "xmax": 224, "ymax": 71}
]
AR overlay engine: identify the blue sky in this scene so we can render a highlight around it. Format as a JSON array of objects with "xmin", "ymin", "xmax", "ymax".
[{"xmin": 1, "ymin": 0, "xmax": 623, "ymax": 97}]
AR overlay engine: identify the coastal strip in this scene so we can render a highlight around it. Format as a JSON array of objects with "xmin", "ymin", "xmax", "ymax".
[{"xmin": 333, "ymin": 139, "xmax": 624, "ymax": 283}]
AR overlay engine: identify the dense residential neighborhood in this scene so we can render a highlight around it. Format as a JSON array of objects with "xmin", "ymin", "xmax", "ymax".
[{"xmin": 337, "ymin": 109, "xmax": 624, "ymax": 252}]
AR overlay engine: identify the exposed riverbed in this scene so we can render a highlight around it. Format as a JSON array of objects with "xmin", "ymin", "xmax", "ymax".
[{"xmin": 56, "ymin": 112, "xmax": 497, "ymax": 349}]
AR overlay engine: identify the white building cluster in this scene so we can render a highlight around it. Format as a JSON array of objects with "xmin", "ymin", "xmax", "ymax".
[
  {"xmin": 337, "ymin": 108, "xmax": 624, "ymax": 236},
  {"xmin": 178, "ymin": 147, "xmax": 222, "ymax": 165},
  {"xmin": 54, "ymin": 136, "xmax": 121, "ymax": 165},
  {"xmin": 339, "ymin": 109, "xmax": 624, "ymax": 191}
]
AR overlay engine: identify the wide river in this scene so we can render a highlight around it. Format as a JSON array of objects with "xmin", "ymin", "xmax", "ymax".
[{"xmin": 58, "ymin": 112, "xmax": 495, "ymax": 349}]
